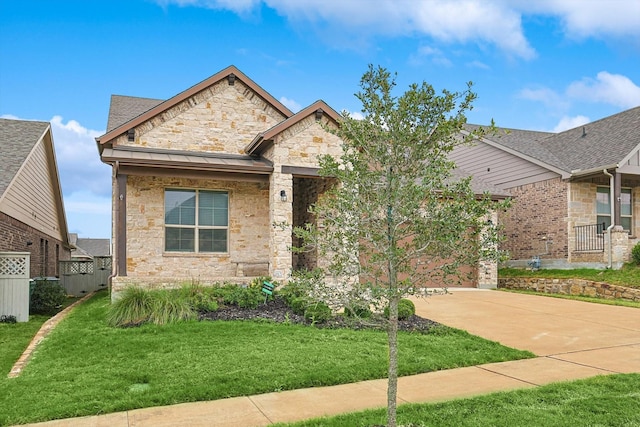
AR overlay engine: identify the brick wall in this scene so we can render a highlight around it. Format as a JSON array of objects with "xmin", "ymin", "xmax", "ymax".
[
  {"xmin": 0, "ymin": 211, "xmax": 70, "ymax": 277},
  {"xmin": 501, "ymin": 177, "xmax": 568, "ymax": 260}
]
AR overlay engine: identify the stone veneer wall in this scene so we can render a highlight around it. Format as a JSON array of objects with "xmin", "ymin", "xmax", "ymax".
[
  {"xmin": 262, "ymin": 116, "xmax": 344, "ymax": 281},
  {"xmin": 114, "ymin": 175, "xmax": 270, "ymax": 289},
  {"xmin": 498, "ymin": 277, "xmax": 640, "ymax": 302},
  {"xmin": 113, "ymin": 80, "xmax": 286, "ymax": 155},
  {"xmin": 502, "ymin": 177, "xmax": 568, "ymax": 260}
]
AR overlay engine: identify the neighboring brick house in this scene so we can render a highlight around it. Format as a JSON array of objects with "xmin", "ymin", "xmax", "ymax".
[
  {"xmin": 451, "ymin": 106, "xmax": 640, "ymax": 269},
  {"xmin": 96, "ymin": 65, "xmax": 507, "ymax": 293},
  {"xmin": 0, "ymin": 118, "xmax": 72, "ymax": 277}
]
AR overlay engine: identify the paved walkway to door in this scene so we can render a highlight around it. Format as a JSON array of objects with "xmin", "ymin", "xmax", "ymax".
[{"xmin": 15, "ymin": 290, "xmax": 640, "ymax": 427}]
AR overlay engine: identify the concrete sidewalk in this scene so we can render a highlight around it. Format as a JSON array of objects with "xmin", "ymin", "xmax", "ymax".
[{"xmin": 15, "ymin": 290, "xmax": 640, "ymax": 427}]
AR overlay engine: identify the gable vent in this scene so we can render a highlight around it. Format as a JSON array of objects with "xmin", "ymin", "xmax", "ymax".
[
  {"xmin": 227, "ymin": 73, "xmax": 236, "ymax": 86},
  {"xmin": 127, "ymin": 129, "xmax": 135, "ymax": 142}
]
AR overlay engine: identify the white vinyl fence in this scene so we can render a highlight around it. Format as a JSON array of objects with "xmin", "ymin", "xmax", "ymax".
[{"xmin": 0, "ymin": 252, "xmax": 30, "ymax": 322}]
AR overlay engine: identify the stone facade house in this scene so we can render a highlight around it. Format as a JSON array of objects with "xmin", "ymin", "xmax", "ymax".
[
  {"xmin": 451, "ymin": 106, "xmax": 640, "ymax": 269},
  {"xmin": 0, "ymin": 118, "xmax": 71, "ymax": 277},
  {"xmin": 96, "ymin": 66, "xmax": 505, "ymax": 293}
]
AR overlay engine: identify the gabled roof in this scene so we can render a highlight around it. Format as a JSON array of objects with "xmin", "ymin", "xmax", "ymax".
[
  {"xmin": 76, "ymin": 237, "xmax": 111, "ymax": 257},
  {"xmin": 246, "ymin": 100, "xmax": 342, "ymax": 155},
  {"xmin": 97, "ymin": 65, "xmax": 294, "ymax": 149},
  {"xmin": 0, "ymin": 119, "xmax": 50, "ymax": 197},
  {"xmin": 470, "ymin": 106, "xmax": 640, "ymax": 177},
  {"xmin": 0, "ymin": 118, "xmax": 70, "ymax": 246},
  {"xmin": 106, "ymin": 95, "xmax": 163, "ymax": 132}
]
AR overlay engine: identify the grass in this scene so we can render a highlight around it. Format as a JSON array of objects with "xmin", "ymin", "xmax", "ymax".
[
  {"xmin": 277, "ymin": 373, "xmax": 640, "ymax": 426},
  {"xmin": 500, "ymin": 263, "xmax": 640, "ymax": 288},
  {"xmin": 0, "ymin": 314, "xmax": 49, "ymax": 375},
  {"xmin": 0, "ymin": 290, "xmax": 533, "ymax": 426}
]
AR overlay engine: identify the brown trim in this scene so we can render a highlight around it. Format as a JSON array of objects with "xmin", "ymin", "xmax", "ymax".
[
  {"xmin": 101, "ymin": 147, "xmax": 273, "ymax": 175},
  {"xmin": 246, "ymin": 100, "xmax": 342, "ymax": 155},
  {"xmin": 116, "ymin": 173, "xmax": 127, "ymax": 276},
  {"xmin": 118, "ymin": 165, "xmax": 270, "ymax": 183},
  {"xmin": 97, "ymin": 66, "xmax": 293, "ymax": 147},
  {"xmin": 281, "ymin": 165, "xmax": 322, "ymax": 177}
]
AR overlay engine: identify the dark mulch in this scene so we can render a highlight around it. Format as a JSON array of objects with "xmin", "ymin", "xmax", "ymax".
[{"xmin": 199, "ymin": 297, "xmax": 441, "ymax": 333}]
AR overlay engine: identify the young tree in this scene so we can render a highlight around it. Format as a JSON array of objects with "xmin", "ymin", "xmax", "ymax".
[{"xmin": 295, "ymin": 65, "xmax": 507, "ymax": 427}]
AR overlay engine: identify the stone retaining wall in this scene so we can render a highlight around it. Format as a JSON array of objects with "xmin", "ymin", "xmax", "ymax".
[{"xmin": 498, "ymin": 277, "xmax": 640, "ymax": 302}]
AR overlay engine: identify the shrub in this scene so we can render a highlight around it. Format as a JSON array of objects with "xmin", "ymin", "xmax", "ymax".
[
  {"xmin": 30, "ymin": 279, "xmax": 67, "ymax": 315},
  {"xmin": 148, "ymin": 290, "xmax": 196, "ymax": 325},
  {"xmin": 632, "ymin": 243, "xmax": 640, "ymax": 265},
  {"xmin": 107, "ymin": 287, "xmax": 154, "ymax": 327},
  {"xmin": 0, "ymin": 315, "xmax": 17, "ymax": 324},
  {"xmin": 384, "ymin": 298, "xmax": 416, "ymax": 320},
  {"xmin": 304, "ymin": 301, "xmax": 332, "ymax": 324},
  {"xmin": 344, "ymin": 302, "xmax": 372, "ymax": 319},
  {"xmin": 178, "ymin": 284, "xmax": 219, "ymax": 312},
  {"xmin": 289, "ymin": 296, "xmax": 310, "ymax": 315}
]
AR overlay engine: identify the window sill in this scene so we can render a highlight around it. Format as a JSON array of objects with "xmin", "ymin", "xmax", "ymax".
[{"xmin": 162, "ymin": 252, "xmax": 229, "ymax": 258}]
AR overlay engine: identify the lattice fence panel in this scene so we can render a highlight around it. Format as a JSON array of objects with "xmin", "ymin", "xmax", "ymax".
[{"xmin": 0, "ymin": 253, "xmax": 29, "ymax": 278}]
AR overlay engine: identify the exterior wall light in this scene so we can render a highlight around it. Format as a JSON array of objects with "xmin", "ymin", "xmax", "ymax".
[
  {"xmin": 315, "ymin": 109, "xmax": 324, "ymax": 121},
  {"xmin": 280, "ymin": 190, "xmax": 287, "ymax": 202}
]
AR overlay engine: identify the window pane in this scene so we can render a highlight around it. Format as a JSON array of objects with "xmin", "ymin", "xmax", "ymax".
[
  {"xmin": 199, "ymin": 191, "xmax": 228, "ymax": 226},
  {"xmin": 596, "ymin": 187, "xmax": 610, "ymax": 214},
  {"xmin": 199, "ymin": 229, "xmax": 227, "ymax": 253},
  {"xmin": 165, "ymin": 190, "xmax": 195, "ymax": 225},
  {"xmin": 165, "ymin": 227, "xmax": 195, "ymax": 252},
  {"xmin": 621, "ymin": 189, "xmax": 632, "ymax": 216},
  {"xmin": 597, "ymin": 215, "xmax": 611, "ymax": 229},
  {"xmin": 621, "ymin": 217, "xmax": 632, "ymax": 231}
]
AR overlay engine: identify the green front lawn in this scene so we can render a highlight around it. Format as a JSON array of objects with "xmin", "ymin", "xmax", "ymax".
[
  {"xmin": 0, "ymin": 291, "xmax": 533, "ymax": 426},
  {"xmin": 279, "ymin": 373, "xmax": 640, "ymax": 426},
  {"xmin": 500, "ymin": 263, "xmax": 640, "ymax": 288}
]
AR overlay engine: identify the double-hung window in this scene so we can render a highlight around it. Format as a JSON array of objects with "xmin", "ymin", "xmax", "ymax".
[
  {"xmin": 596, "ymin": 186, "xmax": 632, "ymax": 232},
  {"xmin": 164, "ymin": 189, "xmax": 228, "ymax": 253}
]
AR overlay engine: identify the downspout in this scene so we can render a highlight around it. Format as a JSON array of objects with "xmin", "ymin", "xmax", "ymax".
[
  {"xmin": 603, "ymin": 169, "xmax": 615, "ymax": 269},
  {"xmin": 107, "ymin": 161, "xmax": 120, "ymax": 293}
]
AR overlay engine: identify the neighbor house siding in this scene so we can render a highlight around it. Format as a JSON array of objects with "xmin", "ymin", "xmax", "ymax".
[
  {"xmin": 1, "ymin": 141, "xmax": 65, "ymax": 242},
  {"xmin": 121, "ymin": 175, "xmax": 270, "ymax": 284},
  {"xmin": 450, "ymin": 142, "xmax": 560, "ymax": 189},
  {"xmin": 114, "ymin": 80, "xmax": 287, "ymax": 155},
  {"xmin": 501, "ymin": 177, "xmax": 568, "ymax": 260}
]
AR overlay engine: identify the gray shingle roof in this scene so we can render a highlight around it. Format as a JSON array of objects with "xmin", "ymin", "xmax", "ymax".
[
  {"xmin": 538, "ymin": 106, "xmax": 640, "ymax": 172},
  {"xmin": 468, "ymin": 106, "xmax": 640, "ymax": 174},
  {"xmin": 106, "ymin": 95, "xmax": 163, "ymax": 132},
  {"xmin": 0, "ymin": 118, "xmax": 49, "ymax": 197},
  {"xmin": 75, "ymin": 238, "xmax": 111, "ymax": 256}
]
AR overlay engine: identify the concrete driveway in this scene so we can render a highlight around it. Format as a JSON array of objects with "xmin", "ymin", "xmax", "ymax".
[{"xmin": 412, "ymin": 289, "xmax": 640, "ymax": 373}]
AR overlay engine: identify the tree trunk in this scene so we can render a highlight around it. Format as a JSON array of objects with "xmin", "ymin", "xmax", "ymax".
[{"xmin": 387, "ymin": 296, "xmax": 399, "ymax": 427}]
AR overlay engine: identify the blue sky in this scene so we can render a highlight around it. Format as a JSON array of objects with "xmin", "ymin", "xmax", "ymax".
[{"xmin": 1, "ymin": 0, "xmax": 639, "ymax": 239}]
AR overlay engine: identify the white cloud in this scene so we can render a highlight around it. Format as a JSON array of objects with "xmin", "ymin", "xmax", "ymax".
[
  {"xmin": 49, "ymin": 116, "xmax": 111, "ymax": 197},
  {"xmin": 518, "ymin": 87, "xmax": 568, "ymax": 110},
  {"xmin": 410, "ymin": 46, "xmax": 453, "ymax": 67},
  {"xmin": 279, "ymin": 96, "xmax": 301, "ymax": 112},
  {"xmin": 513, "ymin": 0, "xmax": 640, "ymax": 39},
  {"xmin": 155, "ymin": 0, "xmax": 260, "ymax": 14},
  {"xmin": 552, "ymin": 115, "xmax": 590, "ymax": 133},
  {"xmin": 64, "ymin": 191, "xmax": 112, "ymax": 238},
  {"xmin": 566, "ymin": 72, "xmax": 640, "ymax": 109},
  {"xmin": 467, "ymin": 60, "xmax": 490, "ymax": 70}
]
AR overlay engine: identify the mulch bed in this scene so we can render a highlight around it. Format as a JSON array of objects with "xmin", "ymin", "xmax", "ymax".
[{"xmin": 199, "ymin": 297, "xmax": 440, "ymax": 333}]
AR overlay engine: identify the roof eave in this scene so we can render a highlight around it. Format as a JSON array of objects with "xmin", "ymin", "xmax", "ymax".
[{"xmin": 97, "ymin": 65, "xmax": 294, "ymax": 146}]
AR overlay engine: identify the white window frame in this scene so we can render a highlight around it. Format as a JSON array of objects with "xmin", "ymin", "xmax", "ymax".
[{"xmin": 164, "ymin": 188, "xmax": 229, "ymax": 253}]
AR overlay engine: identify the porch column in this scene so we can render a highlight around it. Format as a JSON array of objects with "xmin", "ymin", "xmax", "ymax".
[
  {"xmin": 614, "ymin": 171, "xmax": 622, "ymax": 226},
  {"xmin": 269, "ymin": 171, "xmax": 293, "ymax": 281},
  {"xmin": 116, "ymin": 173, "xmax": 127, "ymax": 276},
  {"xmin": 477, "ymin": 210, "xmax": 498, "ymax": 289}
]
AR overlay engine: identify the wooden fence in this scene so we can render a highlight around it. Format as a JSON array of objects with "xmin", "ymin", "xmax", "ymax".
[
  {"xmin": 59, "ymin": 257, "xmax": 112, "ymax": 297},
  {"xmin": 0, "ymin": 252, "xmax": 31, "ymax": 322}
]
